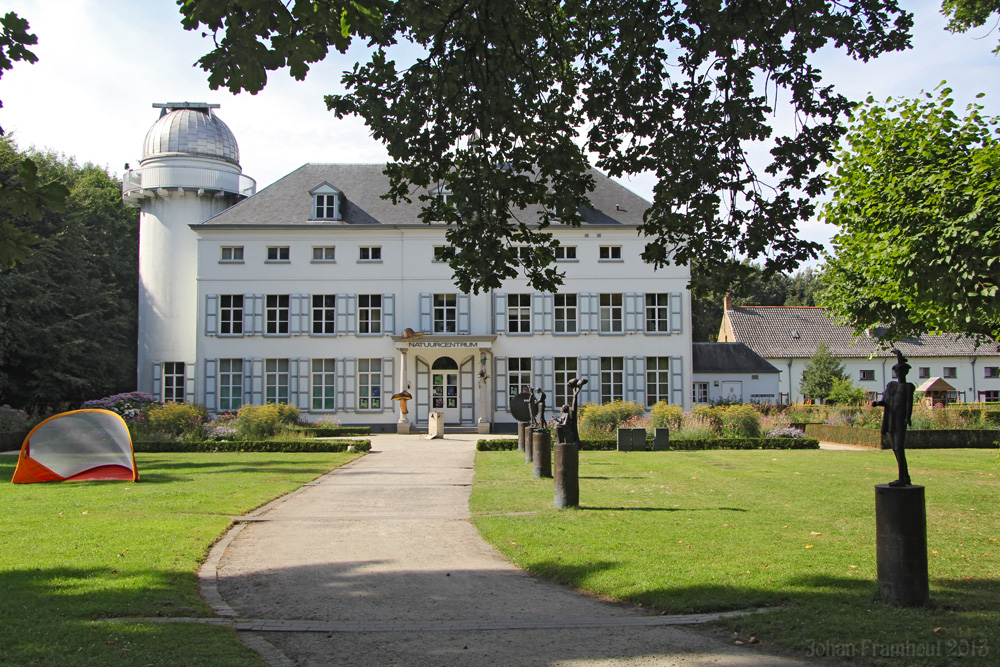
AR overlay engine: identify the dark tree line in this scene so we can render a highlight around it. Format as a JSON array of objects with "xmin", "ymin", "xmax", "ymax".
[{"xmin": 0, "ymin": 137, "xmax": 138, "ymax": 409}]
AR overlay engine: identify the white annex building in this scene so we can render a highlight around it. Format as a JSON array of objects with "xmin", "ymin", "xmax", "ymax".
[{"xmin": 126, "ymin": 103, "xmax": 694, "ymax": 431}]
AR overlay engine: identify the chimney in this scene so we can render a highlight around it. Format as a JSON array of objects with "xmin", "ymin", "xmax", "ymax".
[{"xmin": 724, "ymin": 292, "xmax": 733, "ymax": 311}]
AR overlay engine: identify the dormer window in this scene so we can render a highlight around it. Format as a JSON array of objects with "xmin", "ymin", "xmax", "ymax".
[{"xmin": 310, "ymin": 182, "xmax": 343, "ymax": 220}]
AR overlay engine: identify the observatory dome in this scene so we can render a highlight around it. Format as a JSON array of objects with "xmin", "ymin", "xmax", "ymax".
[{"xmin": 141, "ymin": 103, "xmax": 240, "ymax": 165}]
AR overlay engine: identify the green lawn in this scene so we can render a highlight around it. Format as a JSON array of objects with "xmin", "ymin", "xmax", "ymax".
[
  {"xmin": 471, "ymin": 448, "xmax": 1000, "ymax": 665},
  {"xmin": 0, "ymin": 451, "xmax": 359, "ymax": 666}
]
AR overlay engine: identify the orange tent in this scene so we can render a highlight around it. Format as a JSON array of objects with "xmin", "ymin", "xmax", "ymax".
[{"xmin": 11, "ymin": 409, "xmax": 138, "ymax": 483}]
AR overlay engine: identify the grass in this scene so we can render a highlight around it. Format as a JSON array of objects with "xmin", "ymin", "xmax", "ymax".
[
  {"xmin": 471, "ymin": 448, "xmax": 1000, "ymax": 666},
  {"xmin": 0, "ymin": 451, "xmax": 360, "ymax": 666}
]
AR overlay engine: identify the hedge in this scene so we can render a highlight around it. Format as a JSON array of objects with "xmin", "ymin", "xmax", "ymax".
[
  {"xmin": 477, "ymin": 437, "xmax": 819, "ymax": 451},
  {"xmin": 295, "ymin": 426, "xmax": 372, "ymax": 437},
  {"xmin": 133, "ymin": 439, "xmax": 371, "ymax": 453},
  {"xmin": 804, "ymin": 425, "xmax": 1000, "ymax": 449}
]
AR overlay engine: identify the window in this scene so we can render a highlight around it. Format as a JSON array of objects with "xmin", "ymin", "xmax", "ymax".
[
  {"xmin": 554, "ymin": 357, "xmax": 578, "ymax": 409},
  {"xmin": 358, "ymin": 294, "xmax": 382, "ymax": 335},
  {"xmin": 433, "ymin": 294, "xmax": 457, "ymax": 333},
  {"xmin": 220, "ymin": 246, "xmax": 243, "ymax": 263},
  {"xmin": 918, "ymin": 367, "xmax": 930, "ymax": 379},
  {"xmin": 693, "ymin": 382, "xmax": 709, "ymax": 404},
  {"xmin": 516, "ymin": 246, "xmax": 532, "ymax": 263},
  {"xmin": 600, "ymin": 293, "xmax": 623, "ymax": 333},
  {"xmin": 554, "ymin": 246, "xmax": 577, "ymax": 261},
  {"xmin": 359, "ymin": 246, "xmax": 382, "ymax": 261},
  {"xmin": 599, "ymin": 245, "xmax": 622, "ymax": 261},
  {"xmin": 943, "ymin": 367, "xmax": 957, "ymax": 378},
  {"xmin": 433, "ymin": 246, "xmax": 455, "ymax": 262},
  {"xmin": 265, "ymin": 359, "xmax": 289, "ymax": 404},
  {"xmin": 315, "ymin": 193, "xmax": 339, "ymax": 219},
  {"xmin": 860, "ymin": 369, "xmax": 875, "ymax": 381},
  {"xmin": 312, "ymin": 359, "xmax": 336, "ymax": 410},
  {"xmin": 219, "ymin": 295, "xmax": 244, "ymax": 335},
  {"xmin": 432, "ymin": 190, "xmax": 453, "ymax": 205},
  {"xmin": 312, "ymin": 246, "xmax": 336, "ymax": 262},
  {"xmin": 266, "ymin": 246, "xmax": 290, "ymax": 262},
  {"xmin": 554, "ymin": 294, "xmax": 577, "ymax": 334},
  {"xmin": 646, "ymin": 357, "xmax": 670, "ymax": 406},
  {"xmin": 981, "ymin": 390, "xmax": 999, "ymax": 403},
  {"xmin": 358, "ymin": 359, "xmax": 382, "ymax": 410},
  {"xmin": 312, "ymin": 295, "xmax": 336, "ymax": 335},
  {"xmin": 162, "ymin": 362, "xmax": 185, "ymax": 403},
  {"xmin": 985, "ymin": 367, "xmax": 999, "ymax": 378},
  {"xmin": 601, "ymin": 357, "xmax": 624, "ymax": 402},
  {"xmin": 218, "ymin": 359, "xmax": 243, "ymax": 411},
  {"xmin": 265, "ymin": 295, "xmax": 290, "ymax": 335},
  {"xmin": 508, "ymin": 294, "xmax": 531, "ymax": 333},
  {"xmin": 508, "ymin": 358, "xmax": 532, "ymax": 396},
  {"xmin": 645, "ymin": 293, "xmax": 670, "ymax": 333}
]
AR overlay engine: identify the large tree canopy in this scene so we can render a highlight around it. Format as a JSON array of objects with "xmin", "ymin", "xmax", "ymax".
[
  {"xmin": 941, "ymin": 0, "xmax": 1000, "ymax": 53},
  {"xmin": 820, "ymin": 87, "xmax": 1000, "ymax": 342},
  {"xmin": 180, "ymin": 0, "xmax": 912, "ymax": 294}
]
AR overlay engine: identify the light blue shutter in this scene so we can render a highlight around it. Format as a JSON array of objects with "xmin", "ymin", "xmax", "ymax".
[
  {"xmin": 249, "ymin": 358, "xmax": 264, "ymax": 404},
  {"xmin": 671, "ymin": 356, "xmax": 684, "ymax": 405},
  {"xmin": 185, "ymin": 362, "xmax": 195, "ymax": 403},
  {"xmin": 579, "ymin": 293, "xmax": 598, "ymax": 333},
  {"xmin": 532, "ymin": 293, "xmax": 552, "ymax": 334},
  {"xmin": 290, "ymin": 294, "xmax": 309, "ymax": 335},
  {"xmin": 337, "ymin": 358, "xmax": 357, "ymax": 410},
  {"xmin": 533, "ymin": 356, "xmax": 555, "ymax": 412},
  {"xmin": 204, "ymin": 359, "xmax": 218, "ymax": 411},
  {"xmin": 151, "ymin": 362, "xmax": 162, "ymax": 400},
  {"xmin": 626, "ymin": 356, "xmax": 646, "ymax": 405},
  {"xmin": 580, "ymin": 356, "xmax": 600, "ymax": 404},
  {"xmin": 336, "ymin": 294, "xmax": 355, "ymax": 335},
  {"xmin": 457, "ymin": 294, "xmax": 471, "ymax": 334},
  {"xmin": 460, "ymin": 356, "xmax": 475, "ymax": 424},
  {"xmin": 381, "ymin": 357, "xmax": 394, "ymax": 411},
  {"xmin": 495, "ymin": 356, "xmax": 509, "ymax": 411},
  {"xmin": 670, "ymin": 293, "xmax": 684, "ymax": 333},
  {"xmin": 416, "ymin": 357, "xmax": 430, "ymax": 424},
  {"xmin": 292, "ymin": 358, "xmax": 311, "ymax": 410},
  {"xmin": 493, "ymin": 293, "xmax": 507, "ymax": 334},
  {"xmin": 382, "ymin": 294, "xmax": 396, "ymax": 335},
  {"xmin": 419, "ymin": 293, "xmax": 433, "ymax": 333},
  {"xmin": 205, "ymin": 295, "xmax": 218, "ymax": 336},
  {"xmin": 625, "ymin": 293, "xmax": 643, "ymax": 333}
]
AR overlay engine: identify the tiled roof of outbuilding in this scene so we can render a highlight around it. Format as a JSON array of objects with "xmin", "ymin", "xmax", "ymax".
[
  {"xmin": 692, "ymin": 342, "xmax": 779, "ymax": 373},
  {"xmin": 195, "ymin": 163, "xmax": 650, "ymax": 227},
  {"xmin": 724, "ymin": 306, "xmax": 1000, "ymax": 359}
]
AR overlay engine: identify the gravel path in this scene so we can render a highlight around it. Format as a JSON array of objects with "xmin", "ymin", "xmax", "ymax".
[{"xmin": 203, "ymin": 433, "xmax": 817, "ymax": 666}]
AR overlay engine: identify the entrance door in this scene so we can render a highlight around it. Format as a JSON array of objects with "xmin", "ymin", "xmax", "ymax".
[{"xmin": 431, "ymin": 357, "xmax": 462, "ymax": 423}]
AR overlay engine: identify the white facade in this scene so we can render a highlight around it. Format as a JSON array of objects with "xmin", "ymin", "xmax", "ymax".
[{"xmin": 127, "ymin": 107, "xmax": 694, "ymax": 430}]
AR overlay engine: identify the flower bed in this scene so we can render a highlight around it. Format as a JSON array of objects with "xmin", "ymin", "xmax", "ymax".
[{"xmin": 804, "ymin": 424, "xmax": 999, "ymax": 449}]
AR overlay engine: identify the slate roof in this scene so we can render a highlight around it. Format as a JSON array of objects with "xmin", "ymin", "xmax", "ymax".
[
  {"xmin": 692, "ymin": 342, "xmax": 779, "ymax": 374},
  {"xmin": 194, "ymin": 163, "xmax": 650, "ymax": 228},
  {"xmin": 723, "ymin": 306, "xmax": 1000, "ymax": 359}
]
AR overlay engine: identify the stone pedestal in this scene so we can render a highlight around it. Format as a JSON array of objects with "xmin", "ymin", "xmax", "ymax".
[
  {"xmin": 427, "ymin": 412, "xmax": 445, "ymax": 439},
  {"xmin": 477, "ymin": 420, "xmax": 491, "ymax": 434},
  {"xmin": 653, "ymin": 428, "xmax": 670, "ymax": 451},
  {"xmin": 517, "ymin": 422, "xmax": 526, "ymax": 453},
  {"xmin": 875, "ymin": 484, "xmax": 929, "ymax": 606},
  {"xmin": 554, "ymin": 442, "xmax": 579, "ymax": 508},
  {"xmin": 396, "ymin": 420, "xmax": 411, "ymax": 435},
  {"xmin": 532, "ymin": 430, "xmax": 551, "ymax": 478}
]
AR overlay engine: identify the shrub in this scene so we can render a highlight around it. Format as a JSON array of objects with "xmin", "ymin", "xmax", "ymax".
[
  {"xmin": 275, "ymin": 402, "xmax": 301, "ymax": 425},
  {"xmin": 719, "ymin": 404, "xmax": 762, "ymax": 438},
  {"xmin": 133, "ymin": 439, "xmax": 371, "ymax": 453},
  {"xmin": 826, "ymin": 377, "xmax": 870, "ymax": 406},
  {"xmin": 650, "ymin": 401, "xmax": 683, "ymax": 430},
  {"xmin": 235, "ymin": 403, "xmax": 289, "ymax": 440},
  {"xmin": 145, "ymin": 403, "xmax": 209, "ymax": 439},
  {"xmin": 672, "ymin": 412, "xmax": 716, "ymax": 440},
  {"xmin": 0, "ymin": 405, "xmax": 30, "ymax": 432},
  {"xmin": 82, "ymin": 392, "xmax": 161, "ymax": 422},
  {"xmin": 765, "ymin": 426, "xmax": 806, "ymax": 439},
  {"xmin": 579, "ymin": 400, "xmax": 646, "ymax": 432}
]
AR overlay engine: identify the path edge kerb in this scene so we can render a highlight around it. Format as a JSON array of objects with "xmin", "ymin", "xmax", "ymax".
[{"xmin": 198, "ymin": 453, "xmax": 369, "ymax": 617}]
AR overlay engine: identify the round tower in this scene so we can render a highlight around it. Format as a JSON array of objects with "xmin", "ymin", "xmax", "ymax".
[{"xmin": 125, "ymin": 102, "xmax": 255, "ymax": 401}]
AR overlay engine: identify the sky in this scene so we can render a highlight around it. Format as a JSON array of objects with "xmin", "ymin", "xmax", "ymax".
[{"xmin": 2, "ymin": 0, "xmax": 997, "ymax": 259}]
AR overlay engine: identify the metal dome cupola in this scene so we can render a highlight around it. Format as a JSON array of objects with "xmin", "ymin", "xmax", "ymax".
[{"xmin": 142, "ymin": 102, "xmax": 241, "ymax": 164}]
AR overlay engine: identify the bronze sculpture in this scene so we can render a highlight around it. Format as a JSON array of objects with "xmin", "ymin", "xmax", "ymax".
[{"xmin": 872, "ymin": 350, "xmax": 915, "ymax": 487}]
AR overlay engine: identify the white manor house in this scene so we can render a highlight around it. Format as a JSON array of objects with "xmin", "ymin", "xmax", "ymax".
[{"xmin": 125, "ymin": 102, "xmax": 694, "ymax": 431}]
